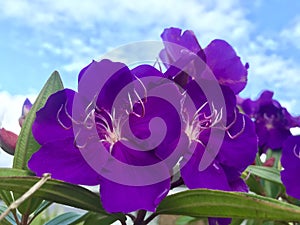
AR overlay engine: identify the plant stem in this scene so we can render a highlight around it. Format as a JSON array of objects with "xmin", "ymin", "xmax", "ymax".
[
  {"xmin": 134, "ymin": 210, "xmax": 147, "ymax": 225},
  {"xmin": 144, "ymin": 213, "xmax": 158, "ymax": 224},
  {"xmin": 171, "ymin": 177, "xmax": 184, "ymax": 189}
]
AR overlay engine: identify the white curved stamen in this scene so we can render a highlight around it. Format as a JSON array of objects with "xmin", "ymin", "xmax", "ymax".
[
  {"xmin": 293, "ymin": 145, "xmax": 300, "ymax": 159},
  {"xmin": 57, "ymin": 104, "xmax": 72, "ymax": 130},
  {"xmin": 226, "ymin": 115, "xmax": 246, "ymax": 139},
  {"xmin": 134, "ymin": 75, "xmax": 147, "ymax": 102}
]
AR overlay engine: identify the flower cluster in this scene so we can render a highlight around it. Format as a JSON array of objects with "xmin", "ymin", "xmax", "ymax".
[
  {"xmin": 240, "ymin": 90, "xmax": 300, "ymax": 201},
  {"xmin": 25, "ymin": 27, "xmax": 260, "ymax": 225},
  {"xmin": 240, "ymin": 90, "xmax": 300, "ymax": 152}
]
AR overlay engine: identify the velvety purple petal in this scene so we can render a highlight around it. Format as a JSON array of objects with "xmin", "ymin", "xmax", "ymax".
[
  {"xmin": 281, "ymin": 136, "xmax": 300, "ymax": 199},
  {"xmin": 160, "ymin": 27, "xmax": 206, "ymax": 87},
  {"xmin": 208, "ymin": 218, "xmax": 231, "ymax": 225},
  {"xmin": 77, "ymin": 59, "xmax": 134, "ymax": 111},
  {"xmin": 111, "ymin": 141, "xmax": 161, "ymax": 166},
  {"xmin": 185, "ymin": 80, "xmax": 237, "ymax": 123},
  {"xmin": 204, "ymin": 40, "xmax": 248, "ymax": 94},
  {"xmin": 32, "ymin": 89, "xmax": 75, "ymax": 145},
  {"xmin": 78, "ymin": 60, "xmax": 95, "ymax": 83},
  {"xmin": 217, "ymin": 113, "xmax": 258, "ymax": 171},
  {"xmin": 28, "ymin": 138, "xmax": 101, "ymax": 185},
  {"xmin": 131, "ymin": 64, "xmax": 164, "ymax": 78},
  {"xmin": 241, "ymin": 90, "xmax": 299, "ymax": 151},
  {"xmin": 100, "ymin": 177, "xmax": 170, "ymax": 213},
  {"xmin": 180, "ymin": 144, "xmax": 231, "ymax": 191},
  {"xmin": 128, "ymin": 96, "xmax": 181, "ymax": 163},
  {"xmin": 159, "ymin": 48, "xmax": 172, "ymax": 68},
  {"xmin": 265, "ymin": 125, "xmax": 291, "ymax": 149},
  {"xmin": 222, "ymin": 166, "xmax": 249, "ymax": 192},
  {"xmin": 160, "ymin": 27, "xmax": 204, "ymax": 63}
]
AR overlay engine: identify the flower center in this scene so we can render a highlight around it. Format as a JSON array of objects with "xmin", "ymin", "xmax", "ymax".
[
  {"xmin": 95, "ymin": 108, "xmax": 125, "ymax": 152},
  {"xmin": 181, "ymin": 97, "xmax": 223, "ymax": 146}
]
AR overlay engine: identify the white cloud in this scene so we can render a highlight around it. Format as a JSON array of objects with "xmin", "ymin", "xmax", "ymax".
[
  {"xmin": 0, "ymin": 0, "xmax": 252, "ymax": 73},
  {"xmin": 0, "ymin": 0, "xmax": 299, "ymax": 117},
  {"xmin": 0, "ymin": 91, "xmax": 36, "ymax": 167},
  {"xmin": 280, "ymin": 17, "xmax": 300, "ymax": 49}
]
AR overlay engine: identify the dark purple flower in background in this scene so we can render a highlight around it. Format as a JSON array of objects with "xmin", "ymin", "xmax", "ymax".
[
  {"xmin": 240, "ymin": 90, "xmax": 300, "ymax": 151},
  {"xmin": 28, "ymin": 59, "xmax": 183, "ymax": 213},
  {"xmin": 160, "ymin": 27, "xmax": 249, "ymax": 94},
  {"xmin": 281, "ymin": 136, "xmax": 300, "ymax": 199}
]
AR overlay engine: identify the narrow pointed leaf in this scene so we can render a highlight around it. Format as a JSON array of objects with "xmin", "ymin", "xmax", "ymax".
[
  {"xmin": 13, "ymin": 71, "xmax": 64, "ymax": 170},
  {"xmin": 11, "ymin": 71, "xmax": 64, "ymax": 215},
  {"xmin": 82, "ymin": 212, "xmax": 120, "ymax": 225},
  {"xmin": 44, "ymin": 212, "xmax": 84, "ymax": 225},
  {"xmin": 157, "ymin": 189, "xmax": 300, "ymax": 221},
  {"xmin": 0, "ymin": 169, "xmax": 125, "ymax": 222},
  {"xmin": 246, "ymin": 165, "xmax": 282, "ymax": 185}
]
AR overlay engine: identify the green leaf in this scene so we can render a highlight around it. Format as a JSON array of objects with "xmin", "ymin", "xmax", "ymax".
[
  {"xmin": 0, "ymin": 175, "xmax": 102, "ymax": 213},
  {"xmin": 13, "ymin": 71, "xmax": 64, "ymax": 170},
  {"xmin": 175, "ymin": 216, "xmax": 197, "ymax": 225},
  {"xmin": 246, "ymin": 165, "xmax": 282, "ymax": 185},
  {"xmin": 44, "ymin": 212, "xmax": 84, "ymax": 225},
  {"xmin": 156, "ymin": 189, "xmax": 300, "ymax": 221},
  {"xmin": 82, "ymin": 212, "xmax": 120, "ymax": 225},
  {"xmin": 0, "ymin": 190, "xmax": 13, "ymax": 206},
  {"xmin": 32, "ymin": 201, "xmax": 52, "ymax": 219},
  {"xmin": 11, "ymin": 71, "xmax": 63, "ymax": 215},
  {"xmin": 0, "ymin": 169, "xmax": 125, "ymax": 222}
]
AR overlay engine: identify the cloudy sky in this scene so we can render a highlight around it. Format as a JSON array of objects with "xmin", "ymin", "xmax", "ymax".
[{"xmin": 0, "ymin": 0, "xmax": 300, "ymax": 166}]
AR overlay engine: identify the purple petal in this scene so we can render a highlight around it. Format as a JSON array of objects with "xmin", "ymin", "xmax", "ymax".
[
  {"xmin": 111, "ymin": 141, "xmax": 161, "ymax": 166},
  {"xmin": 128, "ymin": 96, "xmax": 181, "ymax": 163},
  {"xmin": 281, "ymin": 136, "xmax": 300, "ymax": 199},
  {"xmin": 99, "ymin": 141, "xmax": 171, "ymax": 213},
  {"xmin": 217, "ymin": 113, "xmax": 258, "ymax": 171},
  {"xmin": 32, "ymin": 89, "xmax": 75, "ymax": 145},
  {"xmin": 100, "ymin": 177, "xmax": 170, "ymax": 213},
  {"xmin": 180, "ymin": 144, "xmax": 231, "ymax": 191},
  {"xmin": 222, "ymin": 166, "xmax": 249, "ymax": 192},
  {"xmin": 131, "ymin": 64, "xmax": 164, "ymax": 78},
  {"xmin": 160, "ymin": 27, "xmax": 204, "ymax": 63},
  {"xmin": 265, "ymin": 124, "xmax": 291, "ymax": 149},
  {"xmin": 28, "ymin": 138, "xmax": 101, "ymax": 185},
  {"xmin": 208, "ymin": 218, "xmax": 231, "ymax": 225},
  {"xmin": 204, "ymin": 40, "xmax": 248, "ymax": 94},
  {"xmin": 185, "ymin": 80, "xmax": 237, "ymax": 123},
  {"xmin": 77, "ymin": 59, "xmax": 134, "ymax": 111},
  {"xmin": 78, "ymin": 60, "xmax": 95, "ymax": 83}
]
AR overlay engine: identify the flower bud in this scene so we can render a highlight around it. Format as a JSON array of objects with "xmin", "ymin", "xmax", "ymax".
[
  {"xmin": 0, "ymin": 128, "xmax": 18, "ymax": 155},
  {"xmin": 19, "ymin": 98, "xmax": 32, "ymax": 127}
]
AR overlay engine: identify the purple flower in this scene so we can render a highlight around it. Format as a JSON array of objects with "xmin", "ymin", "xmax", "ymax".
[
  {"xmin": 160, "ymin": 28, "xmax": 257, "ymax": 225},
  {"xmin": 28, "ymin": 59, "xmax": 183, "ymax": 213},
  {"xmin": 179, "ymin": 79, "xmax": 257, "ymax": 190},
  {"xmin": 160, "ymin": 27, "xmax": 249, "ymax": 94},
  {"xmin": 241, "ymin": 90, "xmax": 300, "ymax": 151},
  {"xmin": 281, "ymin": 136, "xmax": 300, "ymax": 199}
]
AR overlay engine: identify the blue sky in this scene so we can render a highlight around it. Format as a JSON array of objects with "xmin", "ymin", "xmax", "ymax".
[{"xmin": 0, "ymin": 0, "xmax": 300, "ymax": 135}]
